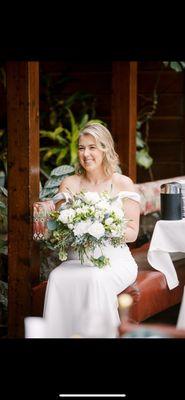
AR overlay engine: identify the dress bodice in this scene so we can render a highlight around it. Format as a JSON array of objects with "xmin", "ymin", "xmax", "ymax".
[{"xmin": 52, "ymin": 190, "xmax": 141, "ymax": 206}]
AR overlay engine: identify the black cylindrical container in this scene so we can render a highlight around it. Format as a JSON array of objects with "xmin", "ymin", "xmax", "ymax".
[{"xmin": 160, "ymin": 182, "xmax": 182, "ymax": 220}]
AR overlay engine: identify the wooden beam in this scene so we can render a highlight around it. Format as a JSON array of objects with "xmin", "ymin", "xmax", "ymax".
[
  {"xmin": 7, "ymin": 61, "xmax": 40, "ymax": 338},
  {"xmin": 111, "ymin": 62, "xmax": 137, "ymax": 181}
]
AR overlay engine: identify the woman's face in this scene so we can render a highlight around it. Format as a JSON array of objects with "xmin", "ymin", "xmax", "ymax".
[{"xmin": 78, "ymin": 134, "xmax": 104, "ymax": 173}]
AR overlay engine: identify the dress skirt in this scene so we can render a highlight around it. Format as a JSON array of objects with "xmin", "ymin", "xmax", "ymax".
[{"xmin": 43, "ymin": 244, "xmax": 138, "ymax": 338}]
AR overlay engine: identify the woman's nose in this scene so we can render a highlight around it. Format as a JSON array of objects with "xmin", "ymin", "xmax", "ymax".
[{"xmin": 84, "ymin": 148, "xmax": 90, "ymax": 157}]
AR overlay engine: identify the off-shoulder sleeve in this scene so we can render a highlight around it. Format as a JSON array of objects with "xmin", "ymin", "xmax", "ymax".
[
  {"xmin": 52, "ymin": 191, "xmax": 72, "ymax": 204},
  {"xmin": 118, "ymin": 191, "xmax": 141, "ymax": 203}
]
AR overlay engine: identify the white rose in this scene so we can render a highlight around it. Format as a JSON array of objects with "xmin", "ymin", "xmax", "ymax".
[
  {"xmin": 58, "ymin": 209, "xmax": 75, "ymax": 224},
  {"xmin": 88, "ymin": 222, "xmax": 105, "ymax": 239},
  {"xmin": 83, "ymin": 192, "xmax": 100, "ymax": 204},
  {"xmin": 73, "ymin": 220, "xmax": 92, "ymax": 237}
]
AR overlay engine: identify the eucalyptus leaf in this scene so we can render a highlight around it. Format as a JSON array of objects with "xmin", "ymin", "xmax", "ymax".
[{"xmin": 47, "ymin": 219, "xmax": 58, "ymax": 230}]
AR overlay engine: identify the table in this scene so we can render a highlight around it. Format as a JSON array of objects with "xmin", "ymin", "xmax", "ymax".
[{"xmin": 147, "ymin": 219, "xmax": 185, "ymax": 290}]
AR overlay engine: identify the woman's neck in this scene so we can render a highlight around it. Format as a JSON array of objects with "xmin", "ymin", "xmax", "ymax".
[{"xmin": 83, "ymin": 170, "xmax": 111, "ymax": 185}]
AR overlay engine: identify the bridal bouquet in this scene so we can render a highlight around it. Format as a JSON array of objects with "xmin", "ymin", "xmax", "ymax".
[{"xmin": 46, "ymin": 191, "xmax": 128, "ymax": 268}]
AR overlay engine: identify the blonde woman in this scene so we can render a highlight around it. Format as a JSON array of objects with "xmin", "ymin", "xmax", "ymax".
[{"xmin": 42, "ymin": 123, "xmax": 140, "ymax": 337}]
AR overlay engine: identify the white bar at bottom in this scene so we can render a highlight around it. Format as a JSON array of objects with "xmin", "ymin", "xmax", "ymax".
[{"xmin": 59, "ymin": 395, "xmax": 126, "ymax": 398}]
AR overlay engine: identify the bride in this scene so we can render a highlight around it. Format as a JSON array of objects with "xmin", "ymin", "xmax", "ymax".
[{"xmin": 42, "ymin": 122, "xmax": 140, "ymax": 338}]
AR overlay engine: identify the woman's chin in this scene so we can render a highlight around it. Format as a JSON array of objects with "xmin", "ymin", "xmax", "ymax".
[{"xmin": 83, "ymin": 164, "xmax": 95, "ymax": 171}]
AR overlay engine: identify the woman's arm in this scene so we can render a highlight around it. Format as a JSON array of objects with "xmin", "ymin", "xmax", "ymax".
[
  {"xmin": 114, "ymin": 174, "xmax": 140, "ymax": 243},
  {"xmin": 55, "ymin": 175, "xmax": 78, "ymax": 210}
]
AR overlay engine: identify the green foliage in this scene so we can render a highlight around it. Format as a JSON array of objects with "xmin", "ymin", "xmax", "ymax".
[
  {"xmin": 40, "ymin": 107, "xmax": 105, "ymax": 176},
  {"xmin": 40, "ymin": 164, "xmax": 75, "ymax": 200},
  {"xmin": 39, "ymin": 68, "xmax": 98, "ymax": 176},
  {"xmin": 163, "ymin": 61, "xmax": 185, "ymax": 72}
]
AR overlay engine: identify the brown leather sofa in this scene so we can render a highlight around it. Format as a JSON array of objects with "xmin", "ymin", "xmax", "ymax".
[
  {"xmin": 31, "ymin": 175, "xmax": 185, "ymax": 323},
  {"xmin": 122, "ymin": 242, "xmax": 185, "ymax": 323}
]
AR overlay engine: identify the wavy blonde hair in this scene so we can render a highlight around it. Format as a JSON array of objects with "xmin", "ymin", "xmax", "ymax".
[{"xmin": 76, "ymin": 122, "xmax": 120, "ymax": 176}]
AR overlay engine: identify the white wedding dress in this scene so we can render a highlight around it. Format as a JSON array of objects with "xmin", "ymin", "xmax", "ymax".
[
  {"xmin": 25, "ymin": 190, "xmax": 140, "ymax": 338},
  {"xmin": 40, "ymin": 190, "xmax": 140, "ymax": 338}
]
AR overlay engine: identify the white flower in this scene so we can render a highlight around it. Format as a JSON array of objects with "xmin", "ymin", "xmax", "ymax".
[
  {"xmin": 58, "ymin": 209, "xmax": 75, "ymax": 224},
  {"xmin": 68, "ymin": 224, "xmax": 74, "ymax": 230},
  {"xmin": 73, "ymin": 220, "xmax": 92, "ymax": 237},
  {"xmin": 104, "ymin": 217, "xmax": 113, "ymax": 225},
  {"xmin": 75, "ymin": 205, "xmax": 90, "ymax": 215},
  {"xmin": 96, "ymin": 200, "xmax": 109, "ymax": 210},
  {"xmin": 110, "ymin": 205, "xmax": 124, "ymax": 219},
  {"xmin": 83, "ymin": 192, "xmax": 100, "ymax": 204},
  {"xmin": 94, "ymin": 210, "xmax": 104, "ymax": 221},
  {"xmin": 88, "ymin": 222, "xmax": 105, "ymax": 239}
]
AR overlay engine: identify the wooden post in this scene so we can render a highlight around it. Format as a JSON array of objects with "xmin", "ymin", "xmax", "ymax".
[
  {"xmin": 111, "ymin": 61, "xmax": 137, "ymax": 182},
  {"xmin": 7, "ymin": 61, "xmax": 40, "ymax": 338}
]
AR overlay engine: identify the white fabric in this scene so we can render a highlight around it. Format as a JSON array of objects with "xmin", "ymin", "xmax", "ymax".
[
  {"xmin": 147, "ymin": 219, "xmax": 185, "ymax": 290},
  {"xmin": 176, "ymin": 286, "xmax": 185, "ymax": 329},
  {"xmin": 52, "ymin": 191, "xmax": 72, "ymax": 204},
  {"xmin": 25, "ymin": 317, "xmax": 50, "ymax": 338},
  {"xmin": 31, "ymin": 191, "xmax": 140, "ymax": 338}
]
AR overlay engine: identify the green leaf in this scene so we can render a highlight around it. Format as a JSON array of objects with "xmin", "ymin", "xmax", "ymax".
[
  {"xmin": 179, "ymin": 61, "xmax": 185, "ymax": 69},
  {"xmin": 136, "ymin": 149, "xmax": 153, "ymax": 169},
  {"xmin": 136, "ymin": 131, "xmax": 145, "ymax": 148},
  {"xmin": 50, "ymin": 165, "xmax": 75, "ymax": 177},
  {"xmin": 39, "ymin": 187, "xmax": 58, "ymax": 200},
  {"xmin": 47, "ymin": 220, "xmax": 58, "ymax": 230},
  {"xmin": 79, "ymin": 113, "xmax": 89, "ymax": 129},
  {"xmin": 0, "ymin": 187, "xmax": 8, "ymax": 197},
  {"xmin": 136, "ymin": 121, "xmax": 142, "ymax": 129},
  {"xmin": 56, "ymin": 148, "xmax": 68, "ymax": 166},
  {"xmin": 44, "ymin": 176, "xmax": 63, "ymax": 189},
  {"xmin": 170, "ymin": 62, "xmax": 183, "ymax": 72}
]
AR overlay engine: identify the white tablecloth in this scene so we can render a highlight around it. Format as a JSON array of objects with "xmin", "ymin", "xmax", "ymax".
[{"xmin": 147, "ymin": 219, "xmax": 185, "ymax": 290}]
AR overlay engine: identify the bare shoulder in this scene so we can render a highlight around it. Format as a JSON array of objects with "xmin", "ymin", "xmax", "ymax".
[
  {"xmin": 59, "ymin": 174, "xmax": 80, "ymax": 193},
  {"xmin": 112, "ymin": 173, "xmax": 136, "ymax": 191}
]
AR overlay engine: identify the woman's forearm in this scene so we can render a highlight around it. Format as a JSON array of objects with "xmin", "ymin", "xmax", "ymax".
[{"xmin": 125, "ymin": 226, "xmax": 139, "ymax": 243}]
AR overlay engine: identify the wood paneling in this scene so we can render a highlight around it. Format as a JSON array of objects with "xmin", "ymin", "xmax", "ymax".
[{"xmin": 137, "ymin": 62, "xmax": 185, "ymax": 182}]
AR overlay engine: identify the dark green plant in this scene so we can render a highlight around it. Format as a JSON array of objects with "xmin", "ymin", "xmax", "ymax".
[{"xmin": 40, "ymin": 107, "xmax": 105, "ymax": 178}]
